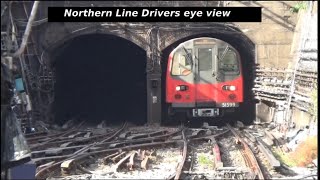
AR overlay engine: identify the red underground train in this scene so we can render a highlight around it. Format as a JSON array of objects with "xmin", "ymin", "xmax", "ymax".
[{"xmin": 166, "ymin": 37, "xmax": 243, "ymax": 120}]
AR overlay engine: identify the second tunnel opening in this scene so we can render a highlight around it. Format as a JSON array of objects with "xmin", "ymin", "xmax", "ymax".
[{"xmin": 52, "ymin": 34, "xmax": 147, "ymax": 126}]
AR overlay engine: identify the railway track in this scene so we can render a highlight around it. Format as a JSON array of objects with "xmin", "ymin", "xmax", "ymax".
[
  {"xmin": 34, "ymin": 121, "xmax": 128, "ymax": 179},
  {"xmin": 226, "ymin": 123, "xmax": 265, "ymax": 179},
  {"xmin": 172, "ymin": 122, "xmax": 289, "ymax": 180},
  {"xmin": 29, "ymin": 122, "xmax": 226, "ymax": 179},
  {"xmin": 27, "ymin": 121, "xmax": 301, "ymax": 179},
  {"xmin": 168, "ymin": 123, "xmax": 266, "ymax": 180}
]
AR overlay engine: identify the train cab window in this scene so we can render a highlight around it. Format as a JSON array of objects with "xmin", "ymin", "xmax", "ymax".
[
  {"xmin": 171, "ymin": 48, "xmax": 192, "ymax": 76},
  {"xmin": 198, "ymin": 48, "xmax": 212, "ymax": 71},
  {"xmin": 218, "ymin": 48, "xmax": 239, "ymax": 73}
]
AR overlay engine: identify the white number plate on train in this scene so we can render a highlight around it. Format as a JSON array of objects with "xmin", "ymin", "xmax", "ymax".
[
  {"xmin": 192, "ymin": 108, "xmax": 219, "ymax": 117},
  {"xmin": 219, "ymin": 103, "xmax": 239, "ymax": 107}
]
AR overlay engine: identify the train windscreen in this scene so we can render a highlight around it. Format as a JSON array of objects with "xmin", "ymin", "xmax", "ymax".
[
  {"xmin": 171, "ymin": 48, "xmax": 193, "ymax": 76},
  {"xmin": 218, "ymin": 47, "xmax": 239, "ymax": 73},
  {"xmin": 170, "ymin": 38, "xmax": 241, "ymax": 81},
  {"xmin": 198, "ymin": 48, "xmax": 212, "ymax": 71}
]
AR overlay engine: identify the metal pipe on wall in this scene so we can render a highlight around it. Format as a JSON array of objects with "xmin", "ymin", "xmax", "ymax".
[{"xmin": 12, "ymin": 1, "xmax": 40, "ymax": 58}]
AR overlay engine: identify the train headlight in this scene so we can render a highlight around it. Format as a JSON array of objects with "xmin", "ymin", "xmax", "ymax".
[
  {"xmin": 176, "ymin": 85, "xmax": 188, "ymax": 91},
  {"xmin": 222, "ymin": 85, "xmax": 236, "ymax": 91},
  {"xmin": 229, "ymin": 86, "xmax": 236, "ymax": 91}
]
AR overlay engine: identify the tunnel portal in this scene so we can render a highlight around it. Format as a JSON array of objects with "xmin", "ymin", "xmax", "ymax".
[{"xmin": 52, "ymin": 34, "xmax": 147, "ymax": 126}]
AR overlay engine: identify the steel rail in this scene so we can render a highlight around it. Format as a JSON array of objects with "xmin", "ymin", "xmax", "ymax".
[
  {"xmin": 167, "ymin": 129, "xmax": 230, "ymax": 180},
  {"xmin": 24, "ymin": 131, "xmax": 48, "ymax": 138},
  {"xmin": 31, "ymin": 128, "xmax": 182, "ymax": 159},
  {"xmin": 36, "ymin": 140, "xmax": 183, "ymax": 179},
  {"xmin": 34, "ymin": 127, "xmax": 229, "ymax": 179},
  {"xmin": 174, "ymin": 129, "xmax": 187, "ymax": 180},
  {"xmin": 35, "ymin": 121, "xmax": 127, "ymax": 179},
  {"xmin": 26, "ymin": 130, "xmax": 76, "ymax": 143},
  {"xmin": 29, "ymin": 121, "xmax": 86, "ymax": 148},
  {"xmin": 226, "ymin": 123, "xmax": 265, "ymax": 180},
  {"xmin": 32, "ymin": 129, "xmax": 228, "ymax": 164},
  {"xmin": 30, "ymin": 121, "xmax": 85, "ymax": 150},
  {"xmin": 30, "ymin": 123, "xmax": 122, "ymax": 151}
]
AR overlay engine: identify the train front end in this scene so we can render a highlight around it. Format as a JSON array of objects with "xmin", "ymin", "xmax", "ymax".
[{"xmin": 166, "ymin": 37, "xmax": 243, "ymax": 120}]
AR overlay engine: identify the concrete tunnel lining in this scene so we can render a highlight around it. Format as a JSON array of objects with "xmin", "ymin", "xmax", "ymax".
[{"xmin": 51, "ymin": 34, "xmax": 147, "ymax": 126}]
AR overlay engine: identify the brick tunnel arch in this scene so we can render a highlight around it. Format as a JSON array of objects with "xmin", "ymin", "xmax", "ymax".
[
  {"xmin": 42, "ymin": 24, "xmax": 149, "ymax": 62},
  {"xmin": 160, "ymin": 28, "xmax": 256, "ymax": 124},
  {"xmin": 48, "ymin": 33, "xmax": 148, "ymax": 126}
]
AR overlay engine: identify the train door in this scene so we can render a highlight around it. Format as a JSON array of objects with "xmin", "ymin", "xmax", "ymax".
[
  {"xmin": 194, "ymin": 43, "xmax": 218, "ymax": 100},
  {"xmin": 192, "ymin": 42, "xmax": 220, "ymax": 116}
]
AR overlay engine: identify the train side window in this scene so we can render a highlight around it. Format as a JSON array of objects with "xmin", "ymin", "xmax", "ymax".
[
  {"xmin": 171, "ymin": 48, "xmax": 192, "ymax": 76},
  {"xmin": 218, "ymin": 48, "xmax": 239, "ymax": 73}
]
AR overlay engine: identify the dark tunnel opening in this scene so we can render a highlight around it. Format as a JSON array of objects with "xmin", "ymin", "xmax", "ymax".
[
  {"xmin": 161, "ymin": 32, "xmax": 256, "ymax": 125},
  {"xmin": 52, "ymin": 34, "xmax": 147, "ymax": 126}
]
